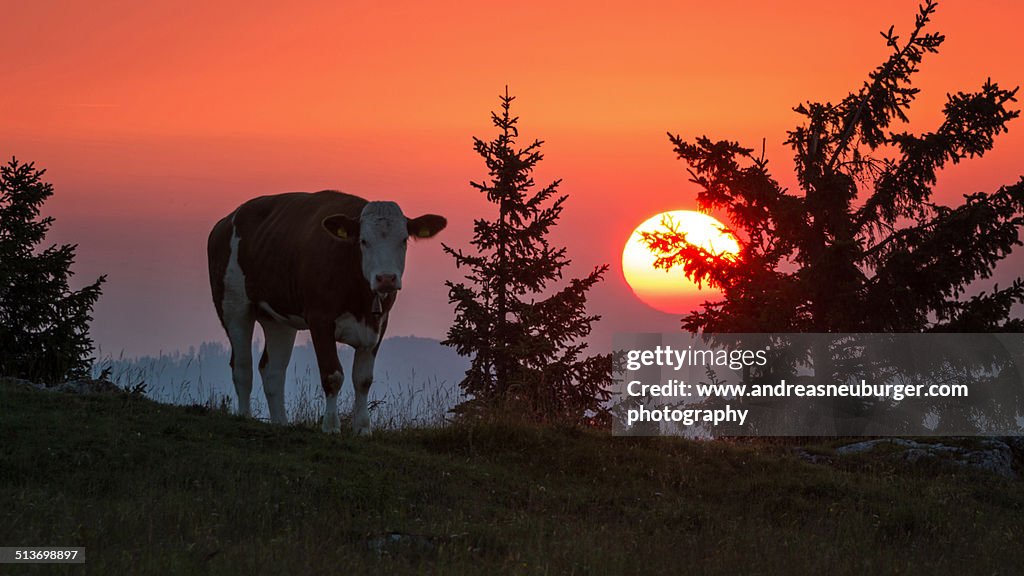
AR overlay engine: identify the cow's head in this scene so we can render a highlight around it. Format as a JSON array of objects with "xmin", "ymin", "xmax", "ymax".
[{"xmin": 322, "ymin": 201, "xmax": 446, "ymax": 294}]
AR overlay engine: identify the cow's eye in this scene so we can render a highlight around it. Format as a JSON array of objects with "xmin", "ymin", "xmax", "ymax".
[{"xmin": 360, "ymin": 239, "xmax": 368, "ymax": 247}]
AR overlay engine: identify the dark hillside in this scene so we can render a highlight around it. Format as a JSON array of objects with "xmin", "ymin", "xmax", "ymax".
[{"xmin": 1, "ymin": 380, "xmax": 1022, "ymax": 575}]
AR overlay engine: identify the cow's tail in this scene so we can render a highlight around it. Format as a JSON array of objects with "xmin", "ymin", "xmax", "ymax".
[{"xmin": 207, "ymin": 212, "xmax": 236, "ymax": 330}]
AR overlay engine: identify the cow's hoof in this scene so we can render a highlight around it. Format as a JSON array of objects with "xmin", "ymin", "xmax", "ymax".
[
  {"xmin": 351, "ymin": 411, "xmax": 370, "ymax": 436},
  {"xmin": 322, "ymin": 416, "xmax": 341, "ymax": 433}
]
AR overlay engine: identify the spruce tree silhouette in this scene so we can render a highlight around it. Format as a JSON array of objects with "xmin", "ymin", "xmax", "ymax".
[
  {"xmin": 0, "ymin": 159, "xmax": 105, "ymax": 383},
  {"xmin": 645, "ymin": 0, "xmax": 1024, "ymax": 335},
  {"xmin": 444, "ymin": 89, "xmax": 612, "ymax": 425}
]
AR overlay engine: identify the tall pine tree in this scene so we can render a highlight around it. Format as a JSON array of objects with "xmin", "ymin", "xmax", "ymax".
[
  {"xmin": 444, "ymin": 89, "xmax": 612, "ymax": 425},
  {"xmin": 644, "ymin": 0, "xmax": 1024, "ymax": 335},
  {"xmin": 0, "ymin": 158, "xmax": 105, "ymax": 383}
]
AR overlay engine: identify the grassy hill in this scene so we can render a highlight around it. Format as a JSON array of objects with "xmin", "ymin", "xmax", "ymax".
[{"xmin": 2, "ymin": 379, "xmax": 1022, "ymax": 575}]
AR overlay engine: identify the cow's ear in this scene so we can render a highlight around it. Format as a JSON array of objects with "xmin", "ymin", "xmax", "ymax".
[
  {"xmin": 322, "ymin": 214, "xmax": 360, "ymax": 242},
  {"xmin": 407, "ymin": 214, "xmax": 447, "ymax": 239}
]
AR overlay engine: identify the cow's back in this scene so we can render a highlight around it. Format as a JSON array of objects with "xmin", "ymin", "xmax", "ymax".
[{"xmin": 207, "ymin": 191, "xmax": 367, "ymax": 323}]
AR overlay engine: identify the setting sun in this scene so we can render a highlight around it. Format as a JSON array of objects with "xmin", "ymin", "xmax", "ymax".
[{"xmin": 622, "ymin": 210, "xmax": 740, "ymax": 314}]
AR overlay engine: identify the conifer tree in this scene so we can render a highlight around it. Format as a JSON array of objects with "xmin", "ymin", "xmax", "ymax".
[
  {"xmin": 0, "ymin": 158, "xmax": 105, "ymax": 383},
  {"xmin": 645, "ymin": 0, "xmax": 1024, "ymax": 336},
  {"xmin": 444, "ymin": 89, "xmax": 612, "ymax": 424}
]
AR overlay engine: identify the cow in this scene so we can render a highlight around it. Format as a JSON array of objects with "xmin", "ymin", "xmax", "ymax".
[{"xmin": 206, "ymin": 191, "xmax": 446, "ymax": 434}]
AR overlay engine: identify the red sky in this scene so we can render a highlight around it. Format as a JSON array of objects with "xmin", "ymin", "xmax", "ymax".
[{"xmin": 3, "ymin": 0, "xmax": 1023, "ymax": 356}]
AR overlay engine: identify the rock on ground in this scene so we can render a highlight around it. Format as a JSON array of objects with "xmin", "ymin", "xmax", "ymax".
[{"xmin": 832, "ymin": 438, "xmax": 1019, "ymax": 479}]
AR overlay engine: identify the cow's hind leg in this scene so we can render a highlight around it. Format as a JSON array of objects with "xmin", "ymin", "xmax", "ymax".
[
  {"xmin": 351, "ymin": 348, "xmax": 376, "ymax": 435},
  {"xmin": 258, "ymin": 320, "xmax": 296, "ymax": 425},
  {"xmin": 225, "ymin": 311, "xmax": 255, "ymax": 417},
  {"xmin": 222, "ymin": 226, "xmax": 256, "ymax": 417}
]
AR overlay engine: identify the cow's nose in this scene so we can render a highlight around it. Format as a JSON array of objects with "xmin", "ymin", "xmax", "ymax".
[{"xmin": 375, "ymin": 273, "xmax": 398, "ymax": 292}]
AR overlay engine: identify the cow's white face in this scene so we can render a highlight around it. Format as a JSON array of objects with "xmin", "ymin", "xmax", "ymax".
[
  {"xmin": 356, "ymin": 202, "xmax": 409, "ymax": 293},
  {"xmin": 323, "ymin": 201, "xmax": 447, "ymax": 294}
]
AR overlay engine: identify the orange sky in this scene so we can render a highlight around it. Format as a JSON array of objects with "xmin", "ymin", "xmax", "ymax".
[{"xmin": 3, "ymin": 0, "xmax": 1023, "ymax": 355}]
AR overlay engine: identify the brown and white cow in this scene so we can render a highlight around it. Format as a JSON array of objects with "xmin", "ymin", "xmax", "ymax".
[{"xmin": 206, "ymin": 191, "xmax": 446, "ymax": 433}]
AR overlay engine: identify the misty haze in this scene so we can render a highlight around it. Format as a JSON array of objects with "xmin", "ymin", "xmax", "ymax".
[{"xmin": 93, "ymin": 336, "xmax": 469, "ymax": 426}]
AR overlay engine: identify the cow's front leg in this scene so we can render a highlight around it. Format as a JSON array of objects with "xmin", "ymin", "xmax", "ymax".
[
  {"xmin": 310, "ymin": 322, "xmax": 344, "ymax": 433},
  {"xmin": 258, "ymin": 320, "xmax": 296, "ymax": 425},
  {"xmin": 351, "ymin": 348, "xmax": 376, "ymax": 436}
]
